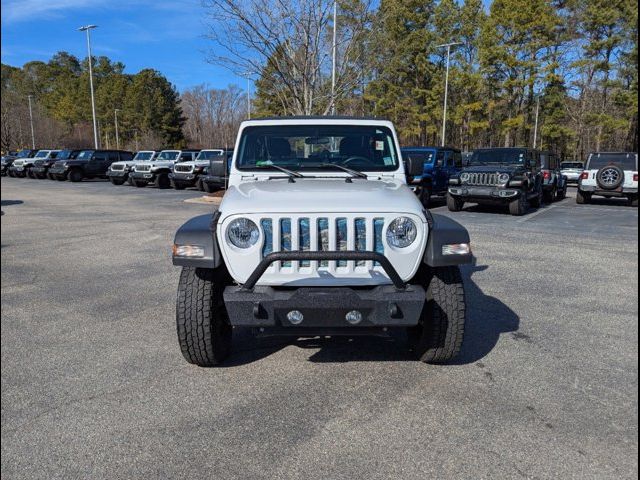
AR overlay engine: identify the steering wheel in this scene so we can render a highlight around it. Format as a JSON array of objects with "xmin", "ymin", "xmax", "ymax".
[{"xmin": 341, "ymin": 156, "xmax": 370, "ymax": 167}]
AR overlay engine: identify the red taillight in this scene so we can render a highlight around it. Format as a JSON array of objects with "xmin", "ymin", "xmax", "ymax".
[
  {"xmin": 580, "ymin": 171, "xmax": 589, "ymax": 180},
  {"xmin": 634, "ymin": 173, "xmax": 638, "ymax": 182},
  {"xmin": 542, "ymin": 171, "xmax": 551, "ymax": 180}
]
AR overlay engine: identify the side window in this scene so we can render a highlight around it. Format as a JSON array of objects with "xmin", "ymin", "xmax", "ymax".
[
  {"xmin": 445, "ymin": 151, "xmax": 455, "ymax": 167},
  {"xmin": 453, "ymin": 152, "xmax": 463, "ymax": 168},
  {"xmin": 93, "ymin": 152, "xmax": 107, "ymax": 162},
  {"xmin": 50, "ymin": 152, "xmax": 58, "ymax": 159},
  {"xmin": 121, "ymin": 152, "xmax": 133, "ymax": 161},
  {"xmin": 179, "ymin": 152, "xmax": 192, "ymax": 161},
  {"xmin": 436, "ymin": 151, "xmax": 445, "ymax": 167}
]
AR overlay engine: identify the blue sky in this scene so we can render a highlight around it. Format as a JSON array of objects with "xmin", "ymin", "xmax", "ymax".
[{"xmin": 1, "ymin": 0, "xmax": 244, "ymax": 92}]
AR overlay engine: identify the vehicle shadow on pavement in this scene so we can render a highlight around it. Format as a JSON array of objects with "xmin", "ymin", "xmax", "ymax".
[
  {"xmin": 452, "ymin": 259, "xmax": 520, "ymax": 365},
  {"xmin": 462, "ymin": 203, "xmax": 544, "ymax": 216},
  {"xmin": 0, "ymin": 199, "xmax": 23, "ymax": 217},
  {"xmin": 224, "ymin": 258, "xmax": 519, "ymax": 366}
]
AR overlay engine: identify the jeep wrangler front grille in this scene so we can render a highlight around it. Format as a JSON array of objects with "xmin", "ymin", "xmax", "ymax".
[
  {"xmin": 111, "ymin": 164, "xmax": 125, "ymax": 171},
  {"xmin": 174, "ymin": 164, "xmax": 193, "ymax": 173},
  {"xmin": 464, "ymin": 172, "xmax": 500, "ymax": 186},
  {"xmin": 136, "ymin": 164, "xmax": 151, "ymax": 172},
  {"xmin": 33, "ymin": 160, "xmax": 45, "ymax": 167},
  {"xmin": 259, "ymin": 215, "xmax": 385, "ymax": 273}
]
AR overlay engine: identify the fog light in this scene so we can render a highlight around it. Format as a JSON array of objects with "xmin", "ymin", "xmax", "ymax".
[
  {"xmin": 173, "ymin": 244, "xmax": 205, "ymax": 257},
  {"xmin": 345, "ymin": 310, "xmax": 363, "ymax": 325},
  {"xmin": 442, "ymin": 243, "xmax": 471, "ymax": 256},
  {"xmin": 287, "ymin": 310, "xmax": 304, "ymax": 325}
]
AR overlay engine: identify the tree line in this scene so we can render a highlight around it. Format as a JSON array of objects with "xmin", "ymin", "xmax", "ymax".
[
  {"xmin": 206, "ymin": 0, "xmax": 637, "ymax": 159},
  {"xmin": 1, "ymin": 53, "xmax": 244, "ymax": 152}
]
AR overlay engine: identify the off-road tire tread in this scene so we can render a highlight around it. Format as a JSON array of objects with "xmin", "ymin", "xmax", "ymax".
[
  {"xmin": 410, "ymin": 266, "xmax": 466, "ymax": 363},
  {"xmin": 176, "ymin": 267, "xmax": 231, "ymax": 367}
]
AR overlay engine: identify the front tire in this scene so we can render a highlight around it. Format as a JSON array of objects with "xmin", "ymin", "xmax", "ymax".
[
  {"xmin": 407, "ymin": 266, "xmax": 466, "ymax": 363},
  {"xmin": 419, "ymin": 185, "xmax": 432, "ymax": 208},
  {"xmin": 576, "ymin": 190, "xmax": 590, "ymax": 204},
  {"xmin": 176, "ymin": 267, "xmax": 232, "ymax": 367},
  {"xmin": 154, "ymin": 172, "xmax": 170, "ymax": 189},
  {"xmin": 132, "ymin": 179, "xmax": 146, "ymax": 188},
  {"xmin": 109, "ymin": 178, "xmax": 125, "ymax": 186},
  {"xmin": 509, "ymin": 193, "xmax": 528, "ymax": 216},
  {"xmin": 68, "ymin": 169, "xmax": 83, "ymax": 182},
  {"xmin": 446, "ymin": 194, "xmax": 464, "ymax": 212}
]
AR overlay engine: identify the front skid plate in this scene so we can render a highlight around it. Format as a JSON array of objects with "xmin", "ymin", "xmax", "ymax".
[{"xmin": 224, "ymin": 285, "xmax": 425, "ymax": 328}]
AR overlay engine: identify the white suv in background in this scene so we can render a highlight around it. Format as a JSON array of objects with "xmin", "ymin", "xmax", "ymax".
[{"xmin": 577, "ymin": 152, "xmax": 638, "ymax": 207}]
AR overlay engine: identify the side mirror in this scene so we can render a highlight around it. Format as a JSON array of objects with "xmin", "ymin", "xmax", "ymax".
[{"xmin": 404, "ymin": 156, "xmax": 424, "ymax": 177}]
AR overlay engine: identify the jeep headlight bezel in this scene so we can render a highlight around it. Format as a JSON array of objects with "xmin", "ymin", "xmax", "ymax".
[
  {"xmin": 386, "ymin": 217, "xmax": 417, "ymax": 249},
  {"xmin": 498, "ymin": 173, "xmax": 510, "ymax": 185},
  {"xmin": 227, "ymin": 218, "xmax": 260, "ymax": 249}
]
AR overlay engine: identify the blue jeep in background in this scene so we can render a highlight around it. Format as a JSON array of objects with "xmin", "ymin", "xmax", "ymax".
[{"xmin": 402, "ymin": 147, "xmax": 464, "ymax": 207}]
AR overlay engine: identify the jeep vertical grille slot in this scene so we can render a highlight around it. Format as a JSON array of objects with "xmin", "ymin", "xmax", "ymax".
[
  {"xmin": 299, "ymin": 218, "xmax": 310, "ymax": 267},
  {"xmin": 318, "ymin": 218, "xmax": 329, "ymax": 267},
  {"xmin": 355, "ymin": 218, "xmax": 366, "ymax": 267},
  {"xmin": 336, "ymin": 218, "xmax": 347, "ymax": 267},
  {"xmin": 261, "ymin": 219, "xmax": 273, "ymax": 258},
  {"xmin": 280, "ymin": 218, "xmax": 291, "ymax": 267}
]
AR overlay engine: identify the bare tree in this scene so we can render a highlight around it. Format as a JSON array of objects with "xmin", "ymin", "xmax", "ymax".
[{"xmin": 202, "ymin": 0, "xmax": 373, "ymax": 115}]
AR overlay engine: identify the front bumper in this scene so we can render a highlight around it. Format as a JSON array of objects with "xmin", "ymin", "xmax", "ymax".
[
  {"xmin": 224, "ymin": 285, "xmax": 425, "ymax": 328},
  {"xmin": 8, "ymin": 166, "xmax": 27, "ymax": 176},
  {"xmin": 130, "ymin": 171, "xmax": 156, "ymax": 183},
  {"xmin": 31, "ymin": 166, "xmax": 49, "ymax": 175},
  {"xmin": 220, "ymin": 250, "xmax": 424, "ymax": 328},
  {"xmin": 448, "ymin": 185, "xmax": 522, "ymax": 203},
  {"xmin": 563, "ymin": 173, "xmax": 581, "ymax": 183},
  {"xmin": 169, "ymin": 172, "xmax": 198, "ymax": 186},
  {"xmin": 107, "ymin": 170, "xmax": 129, "ymax": 179},
  {"xmin": 48, "ymin": 166, "xmax": 68, "ymax": 177}
]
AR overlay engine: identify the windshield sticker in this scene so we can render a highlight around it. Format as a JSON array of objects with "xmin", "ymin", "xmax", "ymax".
[
  {"xmin": 375, "ymin": 141, "xmax": 384, "ymax": 151},
  {"xmin": 383, "ymin": 156, "xmax": 393, "ymax": 166}
]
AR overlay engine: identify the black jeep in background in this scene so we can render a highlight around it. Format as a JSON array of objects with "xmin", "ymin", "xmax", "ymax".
[
  {"xmin": 49, "ymin": 149, "xmax": 133, "ymax": 182},
  {"xmin": 540, "ymin": 151, "xmax": 568, "ymax": 203},
  {"xmin": 447, "ymin": 147, "xmax": 544, "ymax": 216},
  {"xmin": 33, "ymin": 149, "xmax": 82, "ymax": 179}
]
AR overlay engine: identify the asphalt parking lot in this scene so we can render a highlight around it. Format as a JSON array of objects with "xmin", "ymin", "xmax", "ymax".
[{"xmin": 1, "ymin": 178, "xmax": 638, "ymax": 479}]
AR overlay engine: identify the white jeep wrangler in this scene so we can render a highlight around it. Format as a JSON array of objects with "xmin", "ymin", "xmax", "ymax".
[
  {"xmin": 577, "ymin": 152, "xmax": 638, "ymax": 206},
  {"xmin": 172, "ymin": 117, "xmax": 472, "ymax": 366}
]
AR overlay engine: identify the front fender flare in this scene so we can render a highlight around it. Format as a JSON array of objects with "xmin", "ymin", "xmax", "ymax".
[
  {"xmin": 172, "ymin": 212, "xmax": 222, "ymax": 268},
  {"xmin": 424, "ymin": 213, "xmax": 472, "ymax": 267}
]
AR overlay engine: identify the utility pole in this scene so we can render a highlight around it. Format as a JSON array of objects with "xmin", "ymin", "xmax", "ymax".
[
  {"xmin": 27, "ymin": 95, "xmax": 36, "ymax": 149},
  {"xmin": 114, "ymin": 109, "xmax": 120, "ymax": 149},
  {"xmin": 533, "ymin": 96, "xmax": 540, "ymax": 149},
  {"xmin": 436, "ymin": 42, "xmax": 462, "ymax": 147},
  {"xmin": 330, "ymin": 0, "xmax": 338, "ymax": 115},
  {"xmin": 79, "ymin": 25, "xmax": 99, "ymax": 149}
]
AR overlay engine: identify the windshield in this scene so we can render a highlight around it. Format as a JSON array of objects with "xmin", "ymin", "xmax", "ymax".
[
  {"xmin": 134, "ymin": 151, "xmax": 155, "ymax": 161},
  {"xmin": 16, "ymin": 149, "xmax": 32, "ymax": 158},
  {"xmin": 588, "ymin": 153, "xmax": 637, "ymax": 170},
  {"xmin": 237, "ymin": 125, "xmax": 400, "ymax": 172},
  {"xmin": 77, "ymin": 150, "xmax": 94, "ymax": 160},
  {"xmin": 156, "ymin": 151, "xmax": 179, "ymax": 160},
  {"xmin": 561, "ymin": 162, "xmax": 583, "ymax": 169},
  {"xmin": 34, "ymin": 151, "xmax": 50, "ymax": 158},
  {"xmin": 197, "ymin": 150, "xmax": 224, "ymax": 160},
  {"xmin": 56, "ymin": 150, "xmax": 72, "ymax": 160},
  {"xmin": 471, "ymin": 149, "xmax": 528, "ymax": 165}
]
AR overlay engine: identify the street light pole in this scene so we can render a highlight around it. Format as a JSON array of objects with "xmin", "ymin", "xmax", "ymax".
[
  {"xmin": 79, "ymin": 25, "xmax": 99, "ymax": 149},
  {"xmin": 533, "ymin": 96, "xmax": 540, "ymax": 149},
  {"xmin": 27, "ymin": 95, "xmax": 36, "ymax": 149},
  {"xmin": 436, "ymin": 42, "xmax": 462, "ymax": 147},
  {"xmin": 330, "ymin": 0, "xmax": 338, "ymax": 115},
  {"xmin": 114, "ymin": 109, "xmax": 120, "ymax": 150}
]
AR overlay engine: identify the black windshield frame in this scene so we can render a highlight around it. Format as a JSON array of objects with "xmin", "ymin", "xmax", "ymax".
[
  {"xmin": 236, "ymin": 125, "xmax": 400, "ymax": 173},
  {"xmin": 470, "ymin": 148, "xmax": 532, "ymax": 166}
]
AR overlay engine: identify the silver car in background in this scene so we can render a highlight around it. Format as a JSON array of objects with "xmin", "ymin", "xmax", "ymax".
[{"xmin": 560, "ymin": 161, "xmax": 584, "ymax": 185}]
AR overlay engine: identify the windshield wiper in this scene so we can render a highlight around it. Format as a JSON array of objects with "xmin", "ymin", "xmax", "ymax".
[
  {"xmin": 254, "ymin": 164, "xmax": 304, "ymax": 182},
  {"xmin": 318, "ymin": 163, "xmax": 368, "ymax": 181}
]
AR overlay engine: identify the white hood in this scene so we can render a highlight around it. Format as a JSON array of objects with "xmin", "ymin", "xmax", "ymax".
[{"xmin": 219, "ymin": 178, "xmax": 424, "ymax": 217}]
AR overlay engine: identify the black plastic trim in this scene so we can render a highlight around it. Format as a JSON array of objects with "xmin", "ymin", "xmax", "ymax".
[
  {"xmin": 172, "ymin": 214, "xmax": 221, "ymax": 268},
  {"xmin": 424, "ymin": 214, "xmax": 472, "ymax": 267}
]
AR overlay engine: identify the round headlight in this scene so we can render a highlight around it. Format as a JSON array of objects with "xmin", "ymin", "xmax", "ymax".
[
  {"xmin": 386, "ymin": 217, "xmax": 417, "ymax": 248},
  {"xmin": 228, "ymin": 218, "xmax": 259, "ymax": 249},
  {"xmin": 460, "ymin": 172, "xmax": 470, "ymax": 183},
  {"xmin": 498, "ymin": 173, "xmax": 510, "ymax": 184}
]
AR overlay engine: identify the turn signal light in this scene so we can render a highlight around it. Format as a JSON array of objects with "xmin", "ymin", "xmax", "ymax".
[
  {"xmin": 542, "ymin": 171, "xmax": 551, "ymax": 179},
  {"xmin": 634, "ymin": 173, "xmax": 638, "ymax": 182},
  {"xmin": 580, "ymin": 171, "xmax": 589, "ymax": 180}
]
